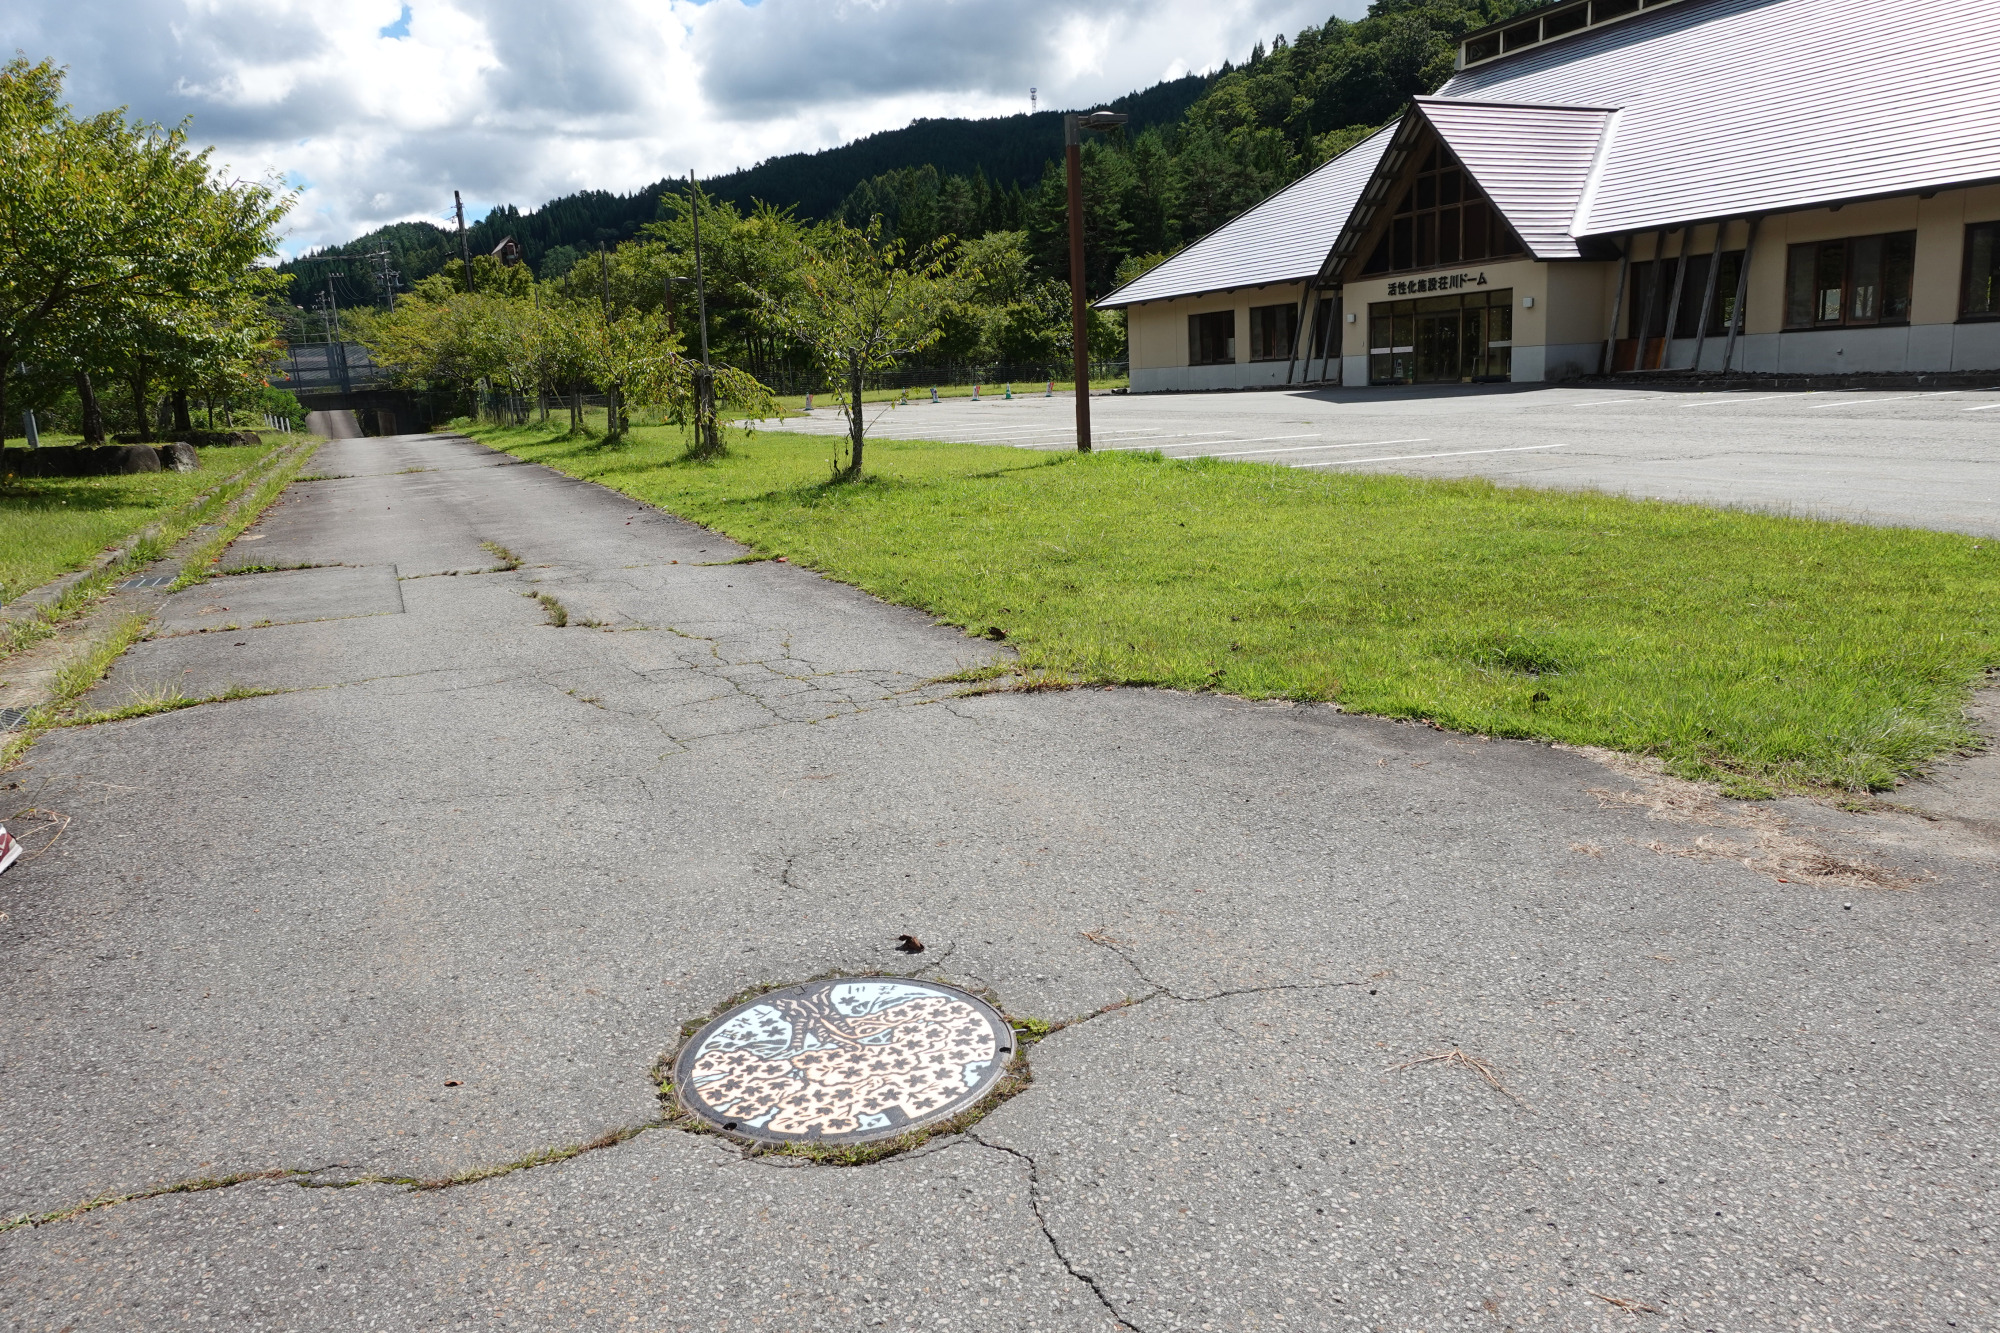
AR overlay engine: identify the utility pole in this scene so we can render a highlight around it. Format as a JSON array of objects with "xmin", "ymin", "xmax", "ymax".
[
  {"xmin": 1064, "ymin": 110, "xmax": 1127, "ymax": 453},
  {"xmin": 322, "ymin": 278, "xmax": 351, "ymax": 394},
  {"xmin": 374, "ymin": 250, "xmax": 398, "ymax": 311},
  {"xmin": 689, "ymin": 173, "xmax": 711, "ymax": 368},
  {"xmin": 688, "ymin": 171, "xmax": 717, "ymax": 455},
  {"xmin": 454, "ymin": 190, "xmax": 474, "ymax": 293},
  {"xmin": 599, "ymin": 243, "xmax": 618, "ymax": 435}
]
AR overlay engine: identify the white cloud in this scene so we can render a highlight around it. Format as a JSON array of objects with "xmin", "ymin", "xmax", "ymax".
[{"xmin": 3, "ymin": 0, "xmax": 1356, "ymax": 255}]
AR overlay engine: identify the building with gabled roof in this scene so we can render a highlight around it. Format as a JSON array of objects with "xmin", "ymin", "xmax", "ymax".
[{"xmin": 1100, "ymin": 0, "xmax": 2000, "ymax": 389}]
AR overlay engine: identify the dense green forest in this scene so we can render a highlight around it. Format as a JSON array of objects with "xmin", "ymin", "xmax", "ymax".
[
  {"xmin": 286, "ymin": 0, "xmax": 1524, "ymax": 323},
  {"xmin": 277, "ymin": 73, "xmax": 1207, "ymax": 313}
]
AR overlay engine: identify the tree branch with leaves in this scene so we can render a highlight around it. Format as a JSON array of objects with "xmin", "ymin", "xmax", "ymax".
[{"xmin": 755, "ymin": 221, "xmax": 956, "ymax": 479}]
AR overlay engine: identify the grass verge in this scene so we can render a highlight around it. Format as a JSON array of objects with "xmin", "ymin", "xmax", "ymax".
[
  {"xmin": 0, "ymin": 444, "xmax": 274, "ymax": 603},
  {"xmin": 169, "ymin": 444, "xmax": 320, "ymax": 591},
  {"xmin": 2, "ymin": 443, "xmax": 312, "ymax": 661},
  {"xmin": 457, "ymin": 419, "xmax": 2000, "ymax": 794}
]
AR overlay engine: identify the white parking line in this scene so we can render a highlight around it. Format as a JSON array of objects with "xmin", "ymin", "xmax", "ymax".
[
  {"xmin": 1102, "ymin": 433, "xmax": 1320, "ymax": 452},
  {"xmin": 1305, "ymin": 442, "xmax": 1576, "ymax": 466},
  {"xmin": 1678, "ymin": 393, "xmax": 1796, "ymax": 406},
  {"xmin": 1200, "ymin": 437, "xmax": 1431, "ymax": 458},
  {"xmin": 1965, "ymin": 402, "xmax": 2000, "ymax": 412},
  {"xmin": 1808, "ymin": 392, "xmax": 1955, "ymax": 408}
]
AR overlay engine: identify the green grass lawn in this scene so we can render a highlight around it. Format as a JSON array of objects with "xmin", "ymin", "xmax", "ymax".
[
  {"xmin": 0, "ymin": 444, "xmax": 273, "ymax": 602},
  {"xmin": 460, "ymin": 418, "xmax": 2000, "ymax": 795}
]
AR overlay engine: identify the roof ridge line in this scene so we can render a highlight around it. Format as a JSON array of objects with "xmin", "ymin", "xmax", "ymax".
[
  {"xmin": 1415, "ymin": 95, "xmax": 1625, "ymax": 113},
  {"xmin": 1570, "ymin": 106, "xmax": 1623, "ymax": 238}
]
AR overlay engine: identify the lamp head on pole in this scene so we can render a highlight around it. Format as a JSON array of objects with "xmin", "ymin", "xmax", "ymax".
[{"xmin": 1064, "ymin": 110, "xmax": 1129, "ymax": 146}]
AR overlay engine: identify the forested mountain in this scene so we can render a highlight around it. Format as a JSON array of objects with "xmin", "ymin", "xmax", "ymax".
[
  {"xmin": 283, "ymin": 0, "xmax": 1525, "ymax": 313},
  {"xmin": 278, "ymin": 74, "xmax": 1208, "ymax": 309}
]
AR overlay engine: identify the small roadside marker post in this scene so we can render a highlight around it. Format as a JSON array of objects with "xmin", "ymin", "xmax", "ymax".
[
  {"xmin": 1046, "ymin": 381, "xmax": 1053, "ymax": 397},
  {"xmin": 973, "ymin": 384, "xmax": 981, "ymax": 401},
  {"xmin": 930, "ymin": 386, "xmax": 938, "ymax": 403},
  {"xmin": 805, "ymin": 391, "xmax": 813, "ymax": 411},
  {"xmin": 1005, "ymin": 384, "xmax": 1013, "ymax": 399}
]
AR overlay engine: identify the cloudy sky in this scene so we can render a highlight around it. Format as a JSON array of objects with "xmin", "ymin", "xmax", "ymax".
[{"xmin": 5, "ymin": 0, "xmax": 1358, "ymax": 256}]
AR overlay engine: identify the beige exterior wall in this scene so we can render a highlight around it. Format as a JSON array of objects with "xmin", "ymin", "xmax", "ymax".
[
  {"xmin": 1338, "ymin": 258, "xmax": 1550, "ymax": 360},
  {"xmin": 1123, "ymin": 281, "xmax": 1314, "ymax": 391},
  {"xmin": 1119, "ymin": 183, "xmax": 2000, "ymax": 390}
]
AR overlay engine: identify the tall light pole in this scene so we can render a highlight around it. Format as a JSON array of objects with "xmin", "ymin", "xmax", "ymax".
[{"xmin": 1065, "ymin": 110, "xmax": 1127, "ymax": 453}]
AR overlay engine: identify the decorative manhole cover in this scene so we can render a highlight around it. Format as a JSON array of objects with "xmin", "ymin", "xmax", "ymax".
[
  {"xmin": 119, "ymin": 574, "xmax": 176, "ymax": 590},
  {"xmin": 674, "ymin": 977, "xmax": 1012, "ymax": 1144}
]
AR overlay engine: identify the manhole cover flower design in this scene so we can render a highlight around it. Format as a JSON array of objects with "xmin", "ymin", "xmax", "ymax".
[{"xmin": 673, "ymin": 978, "xmax": 1010, "ymax": 1144}]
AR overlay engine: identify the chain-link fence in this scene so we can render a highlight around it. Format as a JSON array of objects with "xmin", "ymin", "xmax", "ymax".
[{"xmin": 277, "ymin": 343, "xmax": 389, "ymax": 394}]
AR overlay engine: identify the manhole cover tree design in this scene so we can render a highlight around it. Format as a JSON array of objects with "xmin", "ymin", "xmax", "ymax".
[{"xmin": 673, "ymin": 978, "xmax": 1012, "ymax": 1145}]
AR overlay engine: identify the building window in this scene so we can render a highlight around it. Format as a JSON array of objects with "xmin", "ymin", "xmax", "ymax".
[
  {"xmin": 1783, "ymin": 232, "xmax": 1915, "ymax": 329},
  {"xmin": 1368, "ymin": 289, "xmax": 1513, "ymax": 384},
  {"xmin": 1965, "ymin": 221, "xmax": 2000, "ymax": 321},
  {"xmin": 1247, "ymin": 303, "xmax": 1299, "ymax": 361},
  {"xmin": 1361, "ymin": 144, "xmax": 1523, "ymax": 276},
  {"xmin": 1189, "ymin": 310, "xmax": 1236, "ymax": 365},
  {"xmin": 1626, "ymin": 250, "xmax": 1746, "ymax": 338}
]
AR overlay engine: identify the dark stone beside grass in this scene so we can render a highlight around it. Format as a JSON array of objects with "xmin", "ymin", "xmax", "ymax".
[{"xmin": 0, "ymin": 444, "xmax": 172, "ymax": 476}]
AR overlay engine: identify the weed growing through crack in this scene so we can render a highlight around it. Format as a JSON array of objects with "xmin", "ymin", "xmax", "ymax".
[
  {"xmin": 171, "ymin": 444, "xmax": 321, "ymax": 591},
  {"xmin": 525, "ymin": 590, "xmax": 568, "ymax": 627},
  {"xmin": 57, "ymin": 683, "xmax": 284, "ymax": 729},
  {"xmin": 0, "ymin": 1170, "xmax": 306, "ymax": 1234},
  {"xmin": 481, "ymin": 541, "xmax": 523, "ymax": 571}
]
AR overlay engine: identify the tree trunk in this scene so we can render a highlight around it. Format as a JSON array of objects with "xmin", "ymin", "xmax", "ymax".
[
  {"xmin": 129, "ymin": 360, "xmax": 150, "ymax": 441},
  {"xmin": 77, "ymin": 371, "xmax": 106, "ymax": 445},
  {"xmin": 172, "ymin": 388, "xmax": 192, "ymax": 432},
  {"xmin": 846, "ymin": 354, "xmax": 866, "ymax": 477}
]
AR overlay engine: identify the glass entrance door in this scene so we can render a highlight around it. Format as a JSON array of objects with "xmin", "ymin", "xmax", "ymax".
[
  {"xmin": 1369, "ymin": 288, "xmax": 1513, "ymax": 384},
  {"xmin": 1415, "ymin": 307, "xmax": 1462, "ymax": 382}
]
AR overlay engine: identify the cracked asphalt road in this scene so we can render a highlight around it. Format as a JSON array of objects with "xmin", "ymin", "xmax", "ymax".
[{"xmin": 2, "ymin": 432, "xmax": 1996, "ymax": 1331}]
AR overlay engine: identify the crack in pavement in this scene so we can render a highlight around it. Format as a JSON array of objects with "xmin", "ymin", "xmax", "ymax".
[
  {"xmin": 960, "ymin": 1133, "xmax": 1140, "ymax": 1332},
  {"xmin": 1, "ymin": 1123, "xmax": 671, "ymax": 1236},
  {"xmin": 1077, "ymin": 929, "xmax": 1368, "ymax": 1006},
  {"xmin": 0, "ymin": 957, "xmax": 1354, "ymax": 1242}
]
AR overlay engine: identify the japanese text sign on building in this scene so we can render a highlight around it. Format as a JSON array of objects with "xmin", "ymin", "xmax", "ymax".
[{"xmin": 1385, "ymin": 272, "xmax": 1488, "ymax": 297}]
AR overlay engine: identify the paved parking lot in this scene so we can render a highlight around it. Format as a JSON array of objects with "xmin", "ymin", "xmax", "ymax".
[{"xmin": 768, "ymin": 382, "xmax": 2000, "ymax": 535}]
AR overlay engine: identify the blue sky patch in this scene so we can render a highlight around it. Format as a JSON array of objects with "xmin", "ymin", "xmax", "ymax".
[{"xmin": 379, "ymin": 5, "xmax": 412, "ymax": 39}]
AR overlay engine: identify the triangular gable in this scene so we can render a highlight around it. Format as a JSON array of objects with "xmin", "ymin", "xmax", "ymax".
[
  {"xmin": 1321, "ymin": 99, "xmax": 1616, "ymax": 278},
  {"xmin": 1415, "ymin": 98, "xmax": 1617, "ymax": 259}
]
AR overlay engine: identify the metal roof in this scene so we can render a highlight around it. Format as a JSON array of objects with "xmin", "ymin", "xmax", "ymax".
[
  {"xmin": 1438, "ymin": 0, "xmax": 2000, "ymax": 237},
  {"xmin": 1099, "ymin": 0, "xmax": 2000, "ymax": 305},
  {"xmin": 1096, "ymin": 125, "xmax": 1395, "ymax": 308},
  {"xmin": 1414, "ymin": 99, "xmax": 1615, "ymax": 259}
]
